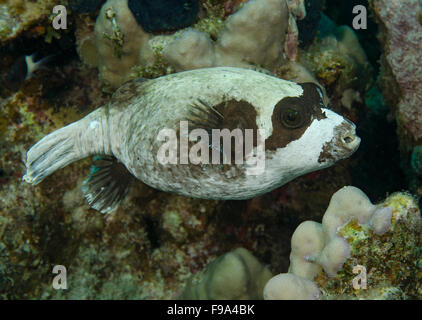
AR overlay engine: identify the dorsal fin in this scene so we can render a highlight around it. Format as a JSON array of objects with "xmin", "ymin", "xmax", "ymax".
[{"xmin": 108, "ymin": 77, "xmax": 151, "ymax": 109}]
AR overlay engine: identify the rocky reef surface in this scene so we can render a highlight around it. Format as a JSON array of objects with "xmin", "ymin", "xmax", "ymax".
[
  {"xmin": 0, "ymin": 0, "xmax": 420, "ymax": 299},
  {"xmin": 368, "ymin": 0, "xmax": 422, "ymax": 197}
]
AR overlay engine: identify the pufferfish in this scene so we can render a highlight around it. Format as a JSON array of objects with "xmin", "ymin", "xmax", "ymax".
[{"xmin": 23, "ymin": 67, "xmax": 360, "ymax": 213}]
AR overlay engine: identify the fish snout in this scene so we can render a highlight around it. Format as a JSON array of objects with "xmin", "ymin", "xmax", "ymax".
[
  {"xmin": 339, "ymin": 119, "xmax": 360, "ymax": 153},
  {"xmin": 318, "ymin": 118, "xmax": 361, "ymax": 164}
]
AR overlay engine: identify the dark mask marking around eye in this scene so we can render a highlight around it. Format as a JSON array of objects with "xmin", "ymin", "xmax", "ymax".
[{"xmin": 266, "ymin": 82, "xmax": 327, "ymax": 151}]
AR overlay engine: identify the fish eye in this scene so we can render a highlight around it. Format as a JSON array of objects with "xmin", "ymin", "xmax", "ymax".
[{"xmin": 280, "ymin": 105, "xmax": 306, "ymax": 129}]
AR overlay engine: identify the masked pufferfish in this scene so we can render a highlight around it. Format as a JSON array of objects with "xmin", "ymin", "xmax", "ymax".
[{"xmin": 23, "ymin": 67, "xmax": 360, "ymax": 213}]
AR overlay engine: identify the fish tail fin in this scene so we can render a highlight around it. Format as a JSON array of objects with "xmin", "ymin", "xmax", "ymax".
[
  {"xmin": 23, "ymin": 122, "xmax": 84, "ymax": 185},
  {"xmin": 25, "ymin": 53, "xmax": 55, "ymax": 80},
  {"xmin": 23, "ymin": 108, "xmax": 110, "ymax": 185}
]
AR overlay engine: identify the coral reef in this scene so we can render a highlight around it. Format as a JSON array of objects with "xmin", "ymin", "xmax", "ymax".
[
  {"xmin": 369, "ymin": 0, "xmax": 422, "ymax": 144},
  {"xmin": 369, "ymin": 0, "xmax": 422, "ymax": 197},
  {"xmin": 85, "ymin": 0, "xmax": 304, "ymax": 88},
  {"xmin": 264, "ymin": 273, "xmax": 320, "ymax": 299},
  {"xmin": 264, "ymin": 186, "xmax": 422, "ymax": 300},
  {"xmin": 0, "ymin": 0, "xmax": 58, "ymax": 42},
  {"xmin": 94, "ymin": 0, "xmax": 150, "ymax": 88},
  {"xmin": 180, "ymin": 248, "xmax": 272, "ymax": 299},
  {"xmin": 75, "ymin": 14, "xmax": 98, "ymax": 68},
  {"xmin": 299, "ymin": 22, "xmax": 373, "ymax": 111}
]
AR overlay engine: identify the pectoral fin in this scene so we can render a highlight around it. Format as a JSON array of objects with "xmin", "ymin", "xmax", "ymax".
[{"xmin": 82, "ymin": 155, "xmax": 134, "ymax": 214}]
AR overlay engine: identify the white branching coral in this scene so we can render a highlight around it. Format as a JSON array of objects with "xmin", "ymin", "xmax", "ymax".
[{"xmin": 264, "ymin": 186, "xmax": 422, "ymax": 300}]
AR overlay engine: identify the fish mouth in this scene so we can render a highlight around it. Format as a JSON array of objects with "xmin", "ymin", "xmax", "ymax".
[
  {"xmin": 339, "ymin": 119, "xmax": 361, "ymax": 153},
  {"xmin": 318, "ymin": 119, "xmax": 361, "ymax": 164}
]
